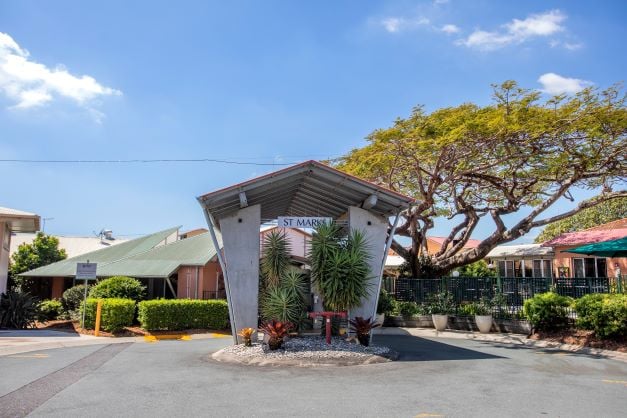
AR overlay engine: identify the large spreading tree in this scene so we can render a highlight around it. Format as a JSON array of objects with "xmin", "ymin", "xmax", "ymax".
[{"xmin": 336, "ymin": 81, "xmax": 626, "ymax": 276}]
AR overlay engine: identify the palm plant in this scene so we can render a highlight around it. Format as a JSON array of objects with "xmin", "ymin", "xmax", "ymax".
[
  {"xmin": 260, "ymin": 286, "xmax": 305, "ymax": 325},
  {"xmin": 261, "ymin": 230, "xmax": 291, "ymax": 288}
]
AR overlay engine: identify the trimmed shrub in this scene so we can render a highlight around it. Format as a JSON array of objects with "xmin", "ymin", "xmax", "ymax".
[
  {"xmin": 137, "ymin": 299, "xmax": 229, "ymax": 331},
  {"xmin": 81, "ymin": 298, "xmax": 136, "ymax": 332},
  {"xmin": 574, "ymin": 293, "xmax": 627, "ymax": 339},
  {"xmin": 62, "ymin": 284, "xmax": 90, "ymax": 313},
  {"xmin": 397, "ymin": 301, "xmax": 426, "ymax": 317},
  {"xmin": 523, "ymin": 292, "xmax": 572, "ymax": 331},
  {"xmin": 377, "ymin": 289, "xmax": 396, "ymax": 315},
  {"xmin": 37, "ymin": 299, "xmax": 64, "ymax": 321},
  {"xmin": 89, "ymin": 276, "xmax": 146, "ymax": 301}
]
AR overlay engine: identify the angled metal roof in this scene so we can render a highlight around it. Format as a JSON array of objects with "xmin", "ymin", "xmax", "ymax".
[
  {"xmin": 197, "ymin": 160, "xmax": 415, "ymax": 226},
  {"xmin": 20, "ymin": 227, "xmax": 180, "ymax": 278},
  {"xmin": 96, "ymin": 232, "xmax": 220, "ymax": 278},
  {"xmin": 486, "ymin": 244, "xmax": 554, "ymax": 258},
  {"xmin": 0, "ymin": 206, "xmax": 40, "ymax": 232}
]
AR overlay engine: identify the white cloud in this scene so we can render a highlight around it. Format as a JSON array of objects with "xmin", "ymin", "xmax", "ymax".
[
  {"xmin": 538, "ymin": 73, "xmax": 593, "ymax": 95},
  {"xmin": 0, "ymin": 32, "xmax": 121, "ymax": 111},
  {"xmin": 440, "ymin": 24, "xmax": 460, "ymax": 34},
  {"xmin": 457, "ymin": 10, "xmax": 567, "ymax": 50},
  {"xmin": 563, "ymin": 42, "xmax": 583, "ymax": 51},
  {"xmin": 434, "ymin": 0, "xmax": 449, "ymax": 4},
  {"xmin": 380, "ymin": 16, "xmax": 430, "ymax": 33}
]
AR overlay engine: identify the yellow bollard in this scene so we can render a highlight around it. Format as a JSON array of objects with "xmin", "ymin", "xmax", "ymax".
[{"xmin": 94, "ymin": 299, "xmax": 103, "ymax": 336}]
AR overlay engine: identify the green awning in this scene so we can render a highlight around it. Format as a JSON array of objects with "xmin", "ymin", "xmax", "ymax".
[{"xmin": 564, "ymin": 236, "xmax": 627, "ymax": 258}]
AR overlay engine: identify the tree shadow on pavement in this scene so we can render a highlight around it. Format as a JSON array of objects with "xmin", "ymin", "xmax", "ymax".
[{"xmin": 373, "ymin": 332, "xmax": 505, "ymax": 362}]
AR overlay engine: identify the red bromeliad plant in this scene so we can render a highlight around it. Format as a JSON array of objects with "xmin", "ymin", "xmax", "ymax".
[
  {"xmin": 259, "ymin": 320, "xmax": 293, "ymax": 350},
  {"xmin": 349, "ymin": 316, "xmax": 380, "ymax": 347}
]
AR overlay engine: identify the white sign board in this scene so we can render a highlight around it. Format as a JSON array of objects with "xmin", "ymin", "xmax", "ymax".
[
  {"xmin": 277, "ymin": 216, "xmax": 332, "ymax": 228},
  {"xmin": 76, "ymin": 262, "xmax": 98, "ymax": 280}
]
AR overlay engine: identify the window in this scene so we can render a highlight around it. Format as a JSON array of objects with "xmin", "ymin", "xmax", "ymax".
[
  {"xmin": 543, "ymin": 260, "xmax": 553, "ymax": 278},
  {"xmin": 596, "ymin": 258, "xmax": 607, "ymax": 278},
  {"xmin": 514, "ymin": 260, "xmax": 523, "ymax": 277},
  {"xmin": 573, "ymin": 258, "xmax": 585, "ymax": 278},
  {"xmin": 523, "ymin": 260, "xmax": 533, "ymax": 278},
  {"xmin": 533, "ymin": 260, "xmax": 542, "ymax": 278},
  {"xmin": 2, "ymin": 223, "xmax": 9, "ymax": 251},
  {"xmin": 498, "ymin": 260, "xmax": 515, "ymax": 277}
]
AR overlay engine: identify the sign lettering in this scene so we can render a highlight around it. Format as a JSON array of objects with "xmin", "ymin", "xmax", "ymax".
[{"xmin": 277, "ymin": 216, "xmax": 332, "ymax": 228}]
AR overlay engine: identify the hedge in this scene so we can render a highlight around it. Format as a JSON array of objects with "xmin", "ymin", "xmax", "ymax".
[
  {"xmin": 574, "ymin": 293, "xmax": 627, "ymax": 339},
  {"xmin": 137, "ymin": 299, "xmax": 229, "ymax": 331},
  {"xmin": 89, "ymin": 276, "xmax": 146, "ymax": 301},
  {"xmin": 523, "ymin": 292, "xmax": 572, "ymax": 331},
  {"xmin": 81, "ymin": 298, "xmax": 136, "ymax": 332}
]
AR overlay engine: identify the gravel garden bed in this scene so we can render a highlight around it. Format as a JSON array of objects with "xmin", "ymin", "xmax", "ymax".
[{"xmin": 211, "ymin": 336, "xmax": 398, "ymax": 367}]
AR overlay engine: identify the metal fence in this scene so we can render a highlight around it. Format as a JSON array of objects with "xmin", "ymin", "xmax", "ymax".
[{"xmin": 382, "ymin": 276, "xmax": 619, "ymax": 319}]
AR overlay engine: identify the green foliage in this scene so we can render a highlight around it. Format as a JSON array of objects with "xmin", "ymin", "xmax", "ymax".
[
  {"xmin": 376, "ymin": 289, "xmax": 396, "ymax": 315},
  {"xmin": 459, "ymin": 299, "xmax": 492, "ymax": 316},
  {"xmin": 259, "ymin": 320, "xmax": 293, "ymax": 350},
  {"xmin": 456, "ymin": 260, "xmax": 497, "ymax": 278},
  {"xmin": 310, "ymin": 225, "xmax": 372, "ymax": 312},
  {"xmin": 261, "ymin": 230, "xmax": 291, "ymax": 288},
  {"xmin": 574, "ymin": 294, "xmax": 627, "ymax": 339},
  {"xmin": 397, "ymin": 301, "xmax": 425, "ymax": 317},
  {"xmin": 8, "ymin": 232, "xmax": 67, "ymax": 292},
  {"xmin": 523, "ymin": 292, "xmax": 572, "ymax": 331},
  {"xmin": 535, "ymin": 197, "xmax": 627, "ymax": 243},
  {"xmin": 0, "ymin": 291, "xmax": 39, "ymax": 329},
  {"xmin": 81, "ymin": 298, "xmax": 136, "ymax": 332},
  {"xmin": 426, "ymin": 291, "xmax": 456, "ymax": 315},
  {"xmin": 261, "ymin": 286, "xmax": 305, "ymax": 325},
  {"xmin": 137, "ymin": 299, "xmax": 229, "ymax": 331},
  {"xmin": 62, "ymin": 284, "xmax": 90, "ymax": 315},
  {"xmin": 37, "ymin": 299, "xmax": 64, "ymax": 322},
  {"xmin": 89, "ymin": 276, "xmax": 146, "ymax": 301},
  {"xmin": 336, "ymin": 82, "xmax": 627, "ymax": 271},
  {"xmin": 349, "ymin": 316, "xmax": 380, "ymax": 346}
]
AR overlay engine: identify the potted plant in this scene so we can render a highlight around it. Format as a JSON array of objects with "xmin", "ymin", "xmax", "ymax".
[
  {"xmin": 427, "ymin": 291, "xmax": 455, "ymax": 331},
  {"xmin": 472, "ymin": 299, "xmax": 493, "ymax": 334},
  {"xmin": 259, "ymin": 320, "xmax": 293, "ymax": 350},
  {"xmin": 376, "ymin": 289, "xmax": 395, "ymax": 325},
  {"xmin": 349, "ymin": 316, "xmax": 380, "ymax": 346}
]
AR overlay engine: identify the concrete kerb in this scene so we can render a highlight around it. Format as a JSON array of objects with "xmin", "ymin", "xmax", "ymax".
[
  {"xmin": 0, "ymin": 330, "xmax": 231, "ymax": 357},
  {"xmin": 374, "ymin": 327, "xmax": 627, "ymax": 364},
  {"xmin": 211, "ymin": 349, "xmax": 398, "ymax": 367}
]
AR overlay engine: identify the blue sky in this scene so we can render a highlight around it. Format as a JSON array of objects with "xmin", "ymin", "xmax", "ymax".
[{"xmin": 1, "ymin": 1, "xmax": 625, "ymax": 240}]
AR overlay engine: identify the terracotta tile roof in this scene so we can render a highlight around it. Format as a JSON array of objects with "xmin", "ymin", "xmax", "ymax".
[
  {"xmin": 584, "ymin": 218, "xmax": 627, "ymax": 231},
  {"xmin": 542, "ymin": 228, "xmax": 627, "ymax": 247},
  {"xmin": 428, "ymin": 236, "xmax": 481, "ymax": 249}
]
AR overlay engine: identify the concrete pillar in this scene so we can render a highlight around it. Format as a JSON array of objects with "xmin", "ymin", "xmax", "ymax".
[
  {"xmin": 348, "ymin": 206, "xmax": 388, "ymax": 322},
  {"xmin": 220, "ymin": 204, "xmax": 260, "ymax": 342}
]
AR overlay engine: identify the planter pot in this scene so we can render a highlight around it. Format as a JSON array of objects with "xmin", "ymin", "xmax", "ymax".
[
  {"xmin": 475, "ymin": 315, "xmax": 493, "ymax": 334},
  {"xmin": 432, "ymin": 314, "xmax": 449, "ymax": 331},
  {"xmin": 375, "ymin": 313, "xmax": 385, "ymax": 326}
]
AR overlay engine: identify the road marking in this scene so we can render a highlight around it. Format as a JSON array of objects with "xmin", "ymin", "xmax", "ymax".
[
  {"xmin": 143, "ymin": 334, "xmax": 191, "ymax": 342},
  {"xmin": 603, "ymin": 379, "xmax": 627, "ymax": 387},
  {"xmin": 8, "ymin": 353, "xmax": 49, "ymax": 359},
  {"xmin": 210, "ymin": 333, "xmax": 231, "ymax": 339},
  {"xmin": 414, "ymin": 413, "xmax": 444, "ymax": 417}
]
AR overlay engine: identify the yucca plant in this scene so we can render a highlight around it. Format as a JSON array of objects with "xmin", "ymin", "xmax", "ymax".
[
  {"xmin": 310, "ymin": 227, "xmax": 372, "ymax": 312},
  {"xmin": 259, "ymin": 320, "xmax": 293, "ymax": 350},
  {"xmin": 261, "ymin": 286, "xmax": 304, "ymax": 325},
  {"xmin": 349, "ymin": 316, "xmax": 380, "ymax": 346},
  {"xmin": 261, "ymin": 230, "xmax": 291, "ymax": 289},
  {"xmin": 238, "ymin": 327, "xmax": 255, "ymax": 347}
]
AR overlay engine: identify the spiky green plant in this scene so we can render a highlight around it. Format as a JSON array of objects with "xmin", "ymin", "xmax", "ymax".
[
  {"xmin": 261, "ymin": 286, "xmax": 305, "ymax": 325},
  {"xmin": 281, "ymin": 270, "xmax": 308, "ymax": 303},
  {"xmin": 261, "ymin": 230, "xmax": 291, "ymax": 288},
  {"xmin": 0, "ymin": 291, "xmax": 39, "ymax": 329},
  {"xmin": 310, "ymin": 226, "xmax": 372, "ymax": 312}
]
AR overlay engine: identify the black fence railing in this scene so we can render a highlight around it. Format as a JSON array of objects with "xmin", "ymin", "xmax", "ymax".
[
  {"xmin": 383, "ymin": 276, "xmax": 618, "ymax": 319},
  {"xmin": 202, "ymin": 290, "xmax": 227, "ymax": 300}
]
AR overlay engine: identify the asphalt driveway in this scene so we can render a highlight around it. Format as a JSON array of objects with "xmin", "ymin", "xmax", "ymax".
[{"xmin": 0, "ymin": 333, "xmax": 626, "ymax": 417}]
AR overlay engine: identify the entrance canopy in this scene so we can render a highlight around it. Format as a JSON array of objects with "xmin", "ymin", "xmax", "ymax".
[
  {"xmin": 0, "ymin": 206, "xmax": 40, "ymax": 232},
  {"xmin": 197, "ymin": 160, "xmax": 414, "ymax": 226}
]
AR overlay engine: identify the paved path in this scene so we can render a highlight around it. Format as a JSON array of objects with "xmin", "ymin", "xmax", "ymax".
[{"xmin": 0, "ymin": 330, "xmax": 625, "ymax": 417}]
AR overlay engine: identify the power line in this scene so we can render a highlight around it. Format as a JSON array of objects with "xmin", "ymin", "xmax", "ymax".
[{"xmin": 0, "ymin": 158, "xmax": 300, "ymax": 166}]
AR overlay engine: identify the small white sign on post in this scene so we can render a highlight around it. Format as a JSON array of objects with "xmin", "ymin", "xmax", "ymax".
[
  {"xmin": 277, "ymin": 216, "xmax": 332, "ymax": 228},
  {"xmin": 76, "ymin": 262, "xmax": 98, "ymax": 280},
  {"xmin": 76, "ymin": 262, "xmax": 97, "ymax": 330}
]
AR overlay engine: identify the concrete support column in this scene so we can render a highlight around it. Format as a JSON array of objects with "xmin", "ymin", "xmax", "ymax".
[
  {"xmin": 348, "ymin": 206, "xmax": 388, "ymax": 322},
  {"xmin": 220, "ymin": 204, "xmax": 260, "ymax": 342}
]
